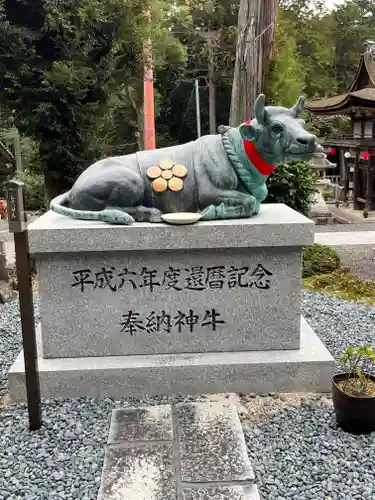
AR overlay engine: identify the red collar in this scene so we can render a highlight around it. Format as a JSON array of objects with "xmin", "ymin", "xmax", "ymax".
[{"xmin": 242, "ymin": 120, "xmax": 276, "ymax": 176}]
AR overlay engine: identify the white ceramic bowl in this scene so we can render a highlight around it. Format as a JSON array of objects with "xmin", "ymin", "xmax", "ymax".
[{"xmin": 161, "ymin": 212, "xmax": 202, "ymax": 225}]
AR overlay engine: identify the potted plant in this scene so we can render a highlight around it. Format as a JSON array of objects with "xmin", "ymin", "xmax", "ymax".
[
  {"xmin": 335, "ymin": 200, "xmax": 340, "ymax": 208},
  {"xmin": 332, "ymin": 345, "xmax": 375, "ymax": 434},
  {"xmin": 363, "ymin": 208, "xmax": 369, "ymax": 219}
]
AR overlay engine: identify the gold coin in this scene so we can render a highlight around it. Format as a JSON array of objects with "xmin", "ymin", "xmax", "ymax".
[
  {"xmin": 168, "ymin": 177, "xmax": 184, "ymax": 192},
  {"xmin": 152, "ymin": 177, "xmax": 168, "ymax": 193},
  {"xmin": 159, "ymin": 157, "xmax": 174, "ymax": 170},
  {"xmin": 147, "ymin": 166, "xmax": 162, "ymax": 179},
  {"xmin": 172, "ymin": 164, "xmax": 187, "ymax": 178},
  {"xmin": 161, "ymin": 169, "xmax": 173, "ymax": 180}
]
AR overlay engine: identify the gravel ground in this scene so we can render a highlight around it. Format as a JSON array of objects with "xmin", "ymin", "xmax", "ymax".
[
  {"xmin": 242, "ymin": 394, "xmax": 375, "ymax": 500},
  {"xmin": 1, "ymin": 300, "xmax": 22, "ymax": 393},
  {"xmin": 302, "ymin": 291, "xmax": 375, "ymax": 359},
  {"xmin": 0, "ymin": 291, "xmax": 375, "ymax": 500},
  {"xmin": 0, "ymin": 299, "xmax": 40, "ymax": 393}
]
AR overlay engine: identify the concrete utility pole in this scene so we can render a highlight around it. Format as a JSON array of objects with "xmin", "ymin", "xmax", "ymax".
[
  {"xmin": 199, "ymin": 30, "xmax": 218, "ymax": 135},
  {"xmin": 195, "ymin": 79, "xmax": 201, "ymax": 138},
  {"xmin": 208, "ymin": 38, "xmax": 216, "ymax": 135}
]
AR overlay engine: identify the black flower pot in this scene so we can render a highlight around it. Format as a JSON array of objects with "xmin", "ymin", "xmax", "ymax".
[
  {"xmin": 332, "ymin": 373, "xmax": 375, "ymax": 435},
  {"xmin": 364, "ymin": 212, "xmax": 369, "ymax": 219}
]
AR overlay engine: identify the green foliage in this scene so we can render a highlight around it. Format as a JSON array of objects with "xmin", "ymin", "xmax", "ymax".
[
  {"xmin": 302, "ymin": 244, "xmax": 341, "ymax": 278},
  {"xmin": 303, "ymin": 271, "xmax": 375, "ymax": 305},
  {"xmin": 339, "ymin": 345, "xmax": 375, "ymax": 395},
  {"xmin": 0, "ymin": 0, "xmax": 186, "ymax": 199},
  {"xmin": 155, "ymin": 0, "xmax": 239, "ymax": 144},
  {"xmin": 270, "ymin": 0, "xmax": 337, "ymax": 101},
  {"xmin": 266, "ymin": 161, "xmax": 318, "ymax": 216},
  {"xmin": 16, "ymin": 170, "xmax": 46, "ymax": 211},
  {"xmin": 265, "ymin": 9, "xmax": 305, "ymax": 106},
  {"xmin": 333, "ymin": 0, "xmax": 375, "ymax": 92},
  {"xmin": 0, "ymin": 0, "xmax": 371, "ymax": 197},
  {"xmin": 322, "ymin": 190, "xmax": 333, "ymax": 199}
]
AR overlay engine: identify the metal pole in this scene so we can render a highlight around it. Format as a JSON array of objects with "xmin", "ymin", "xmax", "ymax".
[
  {"xmin": 7, "ymin": 180, "xmax": 41, "ymax": 431},
  {"xmin": 195, "ymin": 79, "xmax": 201, "ymax": 138}
]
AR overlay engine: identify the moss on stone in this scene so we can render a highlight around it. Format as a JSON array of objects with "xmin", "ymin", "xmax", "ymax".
[{"xmin": 303, "ymin": 271, "xmax": 375, "ymax": 305}]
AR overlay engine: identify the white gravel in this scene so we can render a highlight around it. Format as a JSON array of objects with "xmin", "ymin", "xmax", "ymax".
[
  {"xmin": 0, "ymin": 300, "xmax": 23, "ymax": 392},
  {"xmin": 302, "ymin": 291, "xmax": 375, "ymax": 359},
  {"xmin": 0, "ymin": 291, "xmax": 374, "ymax": 500}
]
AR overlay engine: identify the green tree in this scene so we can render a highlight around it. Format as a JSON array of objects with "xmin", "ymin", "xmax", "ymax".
[
  {"xmin": 0, "ymin": 0, "xmax": 186, "ymax": 200},
  {"xmin": 156, "ymin": 0, "xmax": 240, "ymax": 144},
  {"xmin": 0, "ymin": 0, "xmax": 148, "ymax": 199},
  {"xmin": 333, "ymin": 0, "xmax": 375, "ymax": 92},
  {"xmin": 278, "ymin": 0, "xmax": 337, "ymax": 99},
  {"xmin": 265, "ymin": 9, "xmax": 305, "ymax": 107}
]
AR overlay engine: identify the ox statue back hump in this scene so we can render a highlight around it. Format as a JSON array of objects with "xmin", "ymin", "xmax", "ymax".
[{"xmin": 50, "ymin": 94, "xmax": 324, "ymax": 225}]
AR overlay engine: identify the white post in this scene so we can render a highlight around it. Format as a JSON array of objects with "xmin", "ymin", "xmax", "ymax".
[{"xmin": 195, "ymin": 79, "xmax": 201, "ymax": 138}]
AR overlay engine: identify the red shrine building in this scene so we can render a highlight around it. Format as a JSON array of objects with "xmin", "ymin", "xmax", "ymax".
[{"xmin": 306, "ymin": 41, "xmax": 375, "ymax": 211}]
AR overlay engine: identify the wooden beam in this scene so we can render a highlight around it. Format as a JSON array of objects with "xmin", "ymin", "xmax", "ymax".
[
  {"xmin": 353, "ymin": 148, "xmax": 361, "ymax": 210},
  {"xmin": 366, "ymin": 153, "xmax": 374, "ymax": 210},
  {"xmin": 361, "ymin": 112, "xmax": 365, "ymax": 138}
]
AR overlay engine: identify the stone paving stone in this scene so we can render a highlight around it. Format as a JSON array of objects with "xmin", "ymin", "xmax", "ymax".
[
  {"xmin": 176, "ymin": 402, "xmax": 254, "ymax": 483},
  {"xmin": 181, "ymin": 485, "xmax": 259, "ymax": 500},
  {"xmin": 98, "ymin": 442, "xmax": 176, "ymax": 500},
  {"xmin": 108, "ymin": 405, "xmax": 173, "ymax": 444}
]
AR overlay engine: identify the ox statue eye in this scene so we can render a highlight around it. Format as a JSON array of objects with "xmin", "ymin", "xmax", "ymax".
[{"xmin": 271, "ymin": 124, "xmax": 283, "ymax": 135}]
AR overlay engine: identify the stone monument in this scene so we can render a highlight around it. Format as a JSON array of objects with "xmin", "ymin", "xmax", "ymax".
[{"xmin": 8, "ymin": 95, "xmax": 334, "ymax": 400}]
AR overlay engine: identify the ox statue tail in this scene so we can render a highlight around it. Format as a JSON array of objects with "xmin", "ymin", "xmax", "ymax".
[{"xmin": 49, "ymin": 192, "xmax": 135, "ymax": 225}]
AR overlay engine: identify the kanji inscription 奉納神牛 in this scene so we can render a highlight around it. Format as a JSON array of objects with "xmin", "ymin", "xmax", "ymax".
[{"xmin": 120, "ymin": 308, "xmax": 225, "ymax": 336}]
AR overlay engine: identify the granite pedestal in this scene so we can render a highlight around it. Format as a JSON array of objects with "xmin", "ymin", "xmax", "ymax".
[{"xmin": 8, "ymin": 204, "xmax": 335, "ymax": 400}]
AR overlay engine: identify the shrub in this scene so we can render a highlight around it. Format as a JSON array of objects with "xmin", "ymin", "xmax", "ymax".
[
  {"xmin": 322, "ymin": 190, "xmax": 333, "ymax": 199},
  {"xmin": 16, "ymin": 170, "xmax": 46, "ymax": 212},
  {"xmin": 302, "ymin": 244, "xmax": 341, "ymax": 278},
  {"xmin": 266, "ymin": 161, "xmax": 318, "ymax": 216}
]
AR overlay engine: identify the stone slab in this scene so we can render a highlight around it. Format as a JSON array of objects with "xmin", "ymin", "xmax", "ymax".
[
  {"xmin": 181, "ymin": 485, "xmax": 260, "ymax": 500},
  {"xmin": 315, "ymin": 231, "xmax": 375, "ymax": 245},
  {"xmin": 330, "ymin": 245, "xmax": 375, "ymax": 281},
  {"xmin": 97, "ymin": 442, "xmax": 176, "ymax": 500},
  {"xmin": 37, "ymin": 247, "xmax": 302, "ymax": 358},
  {"xmin": 108, "ymin": 406, "xmax": 173, "ymax": 444},
  {"xmin": 28, "ymin": 204, "xmax": 314, "ymax": 254},
  {"xmin": 8, "ymin": 317, "xmax": 335, "ymax": 401},
  {"xmin": 176, "ymin": 402, "xmax": 254, "ymax": 482}
]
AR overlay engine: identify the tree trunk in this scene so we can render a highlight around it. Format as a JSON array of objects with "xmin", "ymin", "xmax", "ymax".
[
  {"xmin": 229, "ymin": 0, "xmax": 279, "ymax": 126},
  {"xmin": 44, "ymin": 173, "xmax": 70, "ymax": 205}
]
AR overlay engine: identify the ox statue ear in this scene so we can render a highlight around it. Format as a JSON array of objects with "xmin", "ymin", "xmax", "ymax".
[
  {"xmin": 291, "ymin": 96, "xmax": 305, "ymax": 118},
  {"xmin": 238, "ymin": 122, "xmax": 258, "ymax": 142},
  {"xmin": 254, "ymin": 94, "xmax": 269, "ymax": 126}
]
